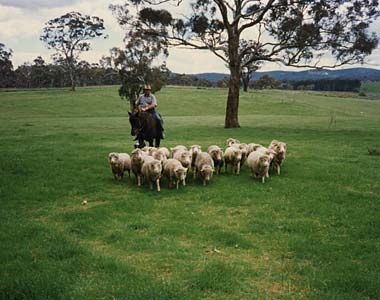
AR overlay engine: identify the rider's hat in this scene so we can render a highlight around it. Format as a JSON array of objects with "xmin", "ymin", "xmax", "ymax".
[{"xmin": 143, "ymin": 84, "xmax": 152, "ymax": 90}]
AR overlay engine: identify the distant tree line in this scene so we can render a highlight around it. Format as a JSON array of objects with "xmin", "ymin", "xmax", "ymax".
[
  {"xmin": 167, "ymin": 74, "xmax": 213, "ymax": 87},
  {"xmin": 289, "ymin": 79, "xmax": 362, "ymax": 92},
  {"xmin": 0, "ymin": 55, "xmax": 119, "ymax": 89}
]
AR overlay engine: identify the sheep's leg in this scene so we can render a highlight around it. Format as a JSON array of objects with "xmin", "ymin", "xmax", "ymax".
[
  {"xmin": 236, "ymin": 162, "xmax": 240, "ymax": 175},
  {"xmin": 193, "ymin": 167, "xmax": 197, "ymax": 179},
  {"xmin": 266, "ymin": 171, "xmax": 269, "ymax": 178},
  {"xmin": 203, "ymin": 179, "xmax": 206, "ymax": 186},
  {"xmin": 156, "ymin": 179, "xmax": 160, "ymax": 192},
  {"xmin": 176, "ymin": 180, "xmax": 179, "ymax": 190},
  {"xmin": 182, "ymin": 178, "xmax": 186, "ymax": 186},
  {"xmin": 128, "ymin": 170, "xmax": 131, "ymax": 178},
  {"xmin": 149, "ymin": 181, "xmax": 153, "ymax": 190},
  {"xmin": 277, "ymin": 166, "xmax": 281, "ymax": 175},
  {"xmin": 262, "ymin": 176, "xmax": 265, "ymax": 183},
  {"xmin": 224, "ymin": 162, "xmax": 227, "ymax": 173},
  {"xmin": 137, "ymin": 175, "xmax": 141, "ymax": 186}
]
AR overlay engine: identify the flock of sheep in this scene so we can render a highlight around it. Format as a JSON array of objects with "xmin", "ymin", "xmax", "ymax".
[{"xmin": 108, "ymin": 138, "xmax": 287, "ymax": 192}]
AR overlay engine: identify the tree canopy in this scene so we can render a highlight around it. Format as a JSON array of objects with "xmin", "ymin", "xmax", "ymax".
[
  {"xmin": 0, "ymin": 43, "xmax": 14, "ymax": 88},
  {"xmin": 110, "ymin": 0, "xmax": 380, "ymax": 127},
  {"xmin": 40, "ymin": 11, "xmax": 107, "ymax": 91}
]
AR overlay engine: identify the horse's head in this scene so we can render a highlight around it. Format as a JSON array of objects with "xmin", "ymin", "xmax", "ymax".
[{"xmin": 128, "ymin": 111, "xmax": 142, "ymax": 137}]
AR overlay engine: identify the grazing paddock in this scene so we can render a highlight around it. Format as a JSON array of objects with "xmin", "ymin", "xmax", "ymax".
[{"xmin": 0, "ymin": 86, "xmax": 379, "ymax": 300}]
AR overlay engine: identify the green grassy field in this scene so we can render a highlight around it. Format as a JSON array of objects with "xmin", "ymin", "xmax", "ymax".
[{"xmin": 1, "ymin": 86, "xmax": 379, "ymax": 300}]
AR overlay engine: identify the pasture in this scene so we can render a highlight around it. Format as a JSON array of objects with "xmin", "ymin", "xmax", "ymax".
[{"xmin": 0, "ymin": 86, "xmax": 379, "ymax": 300}]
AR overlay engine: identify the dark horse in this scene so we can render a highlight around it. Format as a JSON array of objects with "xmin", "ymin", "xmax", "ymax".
[{"xmin": 128, "ymin": 111, "xmax": 162, "ymax": 148}]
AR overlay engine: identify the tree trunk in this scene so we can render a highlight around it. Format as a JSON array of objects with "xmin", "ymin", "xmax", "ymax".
[
  {"xmin": 68, "ymin": 62, "xmax": 76, "ymax": 91},
  {"xmin": 224, "ymin": 65, "xmax": 241, "ymax": 128},
  {"xmin": 69, "ymin": 69, "xmax": 76, "ymax": 91},
  {"xmin": 242, "ymin": 75, "xmax": 249, "ymax": 92},
  {"xmin": 130, "ymin": 92, "xmax": 137, "ymax": 112}
]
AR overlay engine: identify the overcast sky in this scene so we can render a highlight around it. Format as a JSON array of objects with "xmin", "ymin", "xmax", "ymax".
[{"xmin": 1, "ymin": 0, "xmax": 380, "ymax": 74}]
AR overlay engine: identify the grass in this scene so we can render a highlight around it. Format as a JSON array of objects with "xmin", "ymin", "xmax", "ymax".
[{"xmin": 1, "ymin": 86, "xmax": 380, "ymax": 300}]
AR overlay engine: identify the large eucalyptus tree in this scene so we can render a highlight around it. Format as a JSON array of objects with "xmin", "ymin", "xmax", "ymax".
[
  {"xmin": 111, "ymin": 0, "xmax": 379, "ymax": 128},
  {"xmin": 41, "ymin": 12, "xmax": 107, "ymax": 91}
]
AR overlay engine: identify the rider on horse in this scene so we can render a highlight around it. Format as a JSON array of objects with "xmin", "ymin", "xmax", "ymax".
[{"xmin": 136, "ymin": 84, "xmax": 165, "ymax": 139}]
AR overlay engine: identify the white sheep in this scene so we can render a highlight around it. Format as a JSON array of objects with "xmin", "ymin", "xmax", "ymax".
[
  {"xmin": 269, "ymin": 140, "xmax": 287, "ymax": 175},
  {"xmin": 170, "ymin": 145, "xmax": 187, "ymax": 157},
  {"xmin": 232, "ymin": 143, "xmax": 249, "ymax": 166},
  {"xmin": 163, "ymin": 159, "xmax": 188, "ymax": 189},
  {"xmin": 152, "ymin": 150, "xmax": 167, "ymax": 167},
  {"xmin": 141, "ymin": 157, "xmax": 162, "ymax": 192},
  {"xmin": 108, "ymin": 152, "xmax": 131, "ymax": 180},
  {"xmin": 142, "ymin": 146, "xmax": 157, "ymax": 156},
  {"xmin": 157, "ymin": 147, "xmax": 170, "ymax": 159},
  {"xmin": 189, "ymin": 145, "xmax": 202, "ymax": 178},
  {"xmin": 226, "ymin": 138, "xmax": 240, "ymax": 147},
  {"xmin": 173, "ymin": 149, "xmax": 192, "ymax": 169},
  {"xmin": 247, "ymin": 151, "xmax": 271, "ymax": 183},
  {"xmin": 131, "ymin": 148, "xmax": 147, "ymax": 186},
  {"xmin": 195, "ymin": 152, "xmax": 214, "ymax": 186},
  {"xmin": 224, "ymin": 146, "xmax": 243, "ymax": 175},
  {"xmin": 247, "ymin": 143, "xmax": 263, "ymax": 155},
  {"xmin": 207, "ymin": 145, "xmax": 224, "ymax": 174}
]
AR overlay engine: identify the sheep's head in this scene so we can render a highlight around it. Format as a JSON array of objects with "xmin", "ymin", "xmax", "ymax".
[
  {"xmin": 234, "ymin": 148, "xmax": 243, "ymax": 162},
  {"xmin": 108, "ymin": 152, "xmax": 119, "ymax": 164},
  {"xmin": 131, "ymin": 148, "xmax": 145, "ymax": 162},
  {"xmin": 213, "ymin": 149, "xmax": 223, "ymax": 161},
  {"xmin": 190, "ymin": 145, "xmax": 202, "ymax": 155},
  {"xmin": 226, "ymin": 138, "xmax": 240, "ymax": 146},
  {"xmin": 150, "ymin": 160, "xmax": 162, "ymax": 176},
  {"xmin": 259, "ymin": 155, "xmax": 271, "ymax": 168},
  {"xmin": 201, "ymin": 165, "xmax": 214, "ymax": 183},
  {"xmin": 176, "ymin": 167, "xmax": 188, "ymax": 185},
  {"xmin": 180, "ymin": 151, "xmax": 192, "ymax": 167},
  {"xmin": 265, "ymin": 149, "xmax": 276, "ymax": 161}
]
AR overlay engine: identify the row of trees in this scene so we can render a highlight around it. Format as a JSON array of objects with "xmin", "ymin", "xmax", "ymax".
[{"xmin": 0, "ymin": 52, "xmax": 119, "ymax": 89}]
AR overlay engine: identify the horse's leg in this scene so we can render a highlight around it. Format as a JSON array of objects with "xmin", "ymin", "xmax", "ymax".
[
  {"xmin": 149, "ymin": 139, "xmax": 154, "ymax": 147},
  {"xmin": 155, "ymin": 137, "xmax": 161, "ymax": 148},
  {"xmin": 138, "ymin": 138, "xmax": 145, "ymax": 149}
]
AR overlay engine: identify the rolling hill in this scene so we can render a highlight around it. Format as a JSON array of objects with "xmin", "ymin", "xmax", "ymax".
[{"xmin": 191, "ymin": 67, "xmax": 380, "ymax": 82}]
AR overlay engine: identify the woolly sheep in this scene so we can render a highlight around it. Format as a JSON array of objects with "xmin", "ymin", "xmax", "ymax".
[
  {"xmin": 207, "ymin": 145, "xmax": 224, "ymax": 174},
  {"xmin": 247, "ymin": 151, "xmax": 271, "ymax": 183},
  {"xmin": 226, "ymin": 138, "xmax": 240, "ymax": 147},
  {"xmin": 108, "ymin": 152, "xmax": 131, "ymax": 180},
  {"xmin": 142, "ymin": 146, "xmax": 157, "ymax": 156},
  {"xmin": 224, "ymin": 146, "xmax": 243, "ymax": 175},
  {"xmin": 163, "ymin": 159, "xmax": 188, "ymax": 189},
  {"xmin": 189, "ymin": 145, "xmax": 202, "ymax": 178},
  {"xmin": 247, "ymin": 143, "xmax": 263, "ymax": 154},
  {"xmin": 152, "ymin": 150, "xmax": 166, "ymax": 166},
  {"xmin": 173, "ymin": 149, "xmax": 192, "ymax": 169},
  {"xmin": 269, "ymin": 140, "xmax": 287, "ymax": 175},
  {"xmin": 195, "ymin": 152, "xmax": 214, "ymax": 186},
  {"xmin": 141, "ymin": 158, "xmax": 162, "ymax": 192},
  {"xmin": 232, "ymin": 143, "xmax": 249, "ymax": 166},
  {"xmin": 170, "ymin": 145, "xmax": 187, "ymax": 157},
  {"xmin": 157, "ymin": 147, "xmax": 170, "ymax": 159},
  {"xmin": 131, "ymin": 148, "xmax": 147, "ymax": 186}
]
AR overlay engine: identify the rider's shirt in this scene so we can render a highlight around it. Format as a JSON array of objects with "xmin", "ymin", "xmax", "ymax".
[{"xmin": 136, "ymin": 94, "xmax": 157, "ymax": 109}]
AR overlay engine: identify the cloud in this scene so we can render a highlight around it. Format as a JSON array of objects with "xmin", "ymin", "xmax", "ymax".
[{"xmin": 0, "ymin": 0, "xmax": 77, "ymax": 9}]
